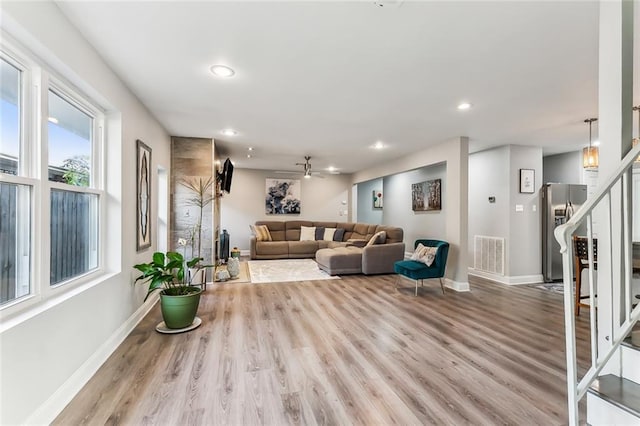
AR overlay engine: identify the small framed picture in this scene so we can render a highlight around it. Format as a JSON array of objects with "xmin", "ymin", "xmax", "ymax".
[
  {"xmin": 372, "ymin": 190, "xmax": 383, "ymax": 209},
  {"xmin": 520, "ymin": 169, "xmax": 535, "ymax": 194}
]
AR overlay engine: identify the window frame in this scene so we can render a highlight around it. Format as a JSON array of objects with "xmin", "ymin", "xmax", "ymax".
[{"xmin": 0, "ymin": 37, "xmax": 107, "ymax": 315}]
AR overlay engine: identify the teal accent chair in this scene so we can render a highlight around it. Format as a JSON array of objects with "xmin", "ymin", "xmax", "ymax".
[{"xmin": 394, "ymin": 239, "xmax": 449, "ymax": 296}]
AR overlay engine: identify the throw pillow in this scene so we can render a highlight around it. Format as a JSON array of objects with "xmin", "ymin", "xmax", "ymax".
[
  {"xmin": 300, "ymin": 226, "xmax": 316, "ymax": 241},
  {"xmin": 365, "ymin": 230, "xmax": 387, "ymax": 247},
  {"xmin": 419, "ymin": 246, "xmax": 438, "ymax": 267},
  {"xmin": 333, "ymin": 228, "xmax": 345, "ymax": 242},
  {"xmin": 314, "ymin": 226, "xmax": 325, "ymax": 240},
  {"xmin": 411, "ymin": 243, "xmax": 428, "ymax": 260},
  {"xmin": 250, "ymin": 224, "xmax": 272, "ymax": 242},
  {"xmin": 323, "ymin": 228, "xmax": 336, "ymax": 241}
]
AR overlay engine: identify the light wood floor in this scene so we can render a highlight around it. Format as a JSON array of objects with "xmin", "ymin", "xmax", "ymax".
[{"xmin": 54, "ymin": 275, "xmax": 590, "ymax": 425}]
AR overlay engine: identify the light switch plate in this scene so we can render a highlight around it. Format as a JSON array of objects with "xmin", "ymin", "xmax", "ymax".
[{"xmin": 515, "ymin": 204, "xmax": 524, "ymax": 212}]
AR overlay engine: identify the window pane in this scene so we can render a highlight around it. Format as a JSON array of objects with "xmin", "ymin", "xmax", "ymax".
[
  {"xmin": 0, "ymin": 182, "xmax": 31, "ymax": 305},
  {"xmin": 48, "ymin": 91, "xmax": 92, "ymax": 186},
  {"xmin": 0, "ymin": 59, "xmax": 21, "ymax": 176},
  {"xmin": 50, "ymin": 189, "xmax": 98, "ymax": 285}
]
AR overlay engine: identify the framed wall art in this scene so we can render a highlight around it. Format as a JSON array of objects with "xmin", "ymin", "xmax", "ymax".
[
  {"xmin": 373, "ymin": 190, "xmax": 383, "ymax": 209},
  {"xmin": 412, "ymin": 179, "xmax": 441, "ymax": 211},
  {"xmin": 265, "ymin": 179, "xmax": 301, "ymax": 214},
  {"xmin": 136, "ymin": 139, "xmax": 152, "ymax": 251},
  {"xmin": 519, "ymin": 169, "xmax": 535, "ymax": 193}
]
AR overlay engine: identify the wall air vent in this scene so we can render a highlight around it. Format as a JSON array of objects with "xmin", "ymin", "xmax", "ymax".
[{"xmin": 474, "ymin": 235, "xmax": 505, "ymax": 276}]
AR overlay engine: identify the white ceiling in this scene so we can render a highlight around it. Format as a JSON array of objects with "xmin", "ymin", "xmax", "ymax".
[{"xmin": 55, "ymin": 1, "xmax": 640, "ymax": 174}]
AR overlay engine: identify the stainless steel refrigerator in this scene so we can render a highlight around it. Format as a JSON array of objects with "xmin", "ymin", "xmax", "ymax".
[{"xmin": 541, "ymin": 183, "xmax": 588, "ymax": 282}]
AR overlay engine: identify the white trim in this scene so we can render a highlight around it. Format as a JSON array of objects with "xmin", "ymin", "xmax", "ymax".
[
  {"xmin": 468, "ymin": 268, "xmax": 543, "ymax": 285},
  {"xmin": 24, "ymin": 296, "xmax": 159, "ymax": 426},
  {"xmin": 586, "ymin": 391, "xmax": 640, "ymax": 426},
  {"xmin": 444, "ymin": 278, "xmax": 470, "ymax": 292},
  {"xmin": 240, "ymin": 249, "xmax": 250, "ymax": 257}
]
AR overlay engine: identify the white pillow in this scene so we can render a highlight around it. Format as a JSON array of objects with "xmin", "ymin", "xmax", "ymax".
[
  {"xmin": 411, "ymin": 243, "xmax": 427, "ymax": 260},
  {"xmin": 299, "ymin": 226, "xmax": 316, "ymax": 241},
  {"xmin": 323, "ymin": 228, "xmax": 336, "ymax": 241},
  {"xmin": 419, "ymin": 246, "xmax": 438, "ymax": 266}
]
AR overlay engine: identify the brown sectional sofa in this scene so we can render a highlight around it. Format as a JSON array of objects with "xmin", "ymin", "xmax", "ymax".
[{"xmin": 250, "ymin": 220, "xmax": 405, "ymax": 275}]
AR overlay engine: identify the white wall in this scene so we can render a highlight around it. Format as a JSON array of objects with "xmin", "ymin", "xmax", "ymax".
[
  {"xmin": 356, "ymin": 178, "xmax": 383, "ymax": 224},
  {"xmin": 352, "ymin": 137, "xmax": 468, "ymax": 290},
  {"xmin": 0, "ymin": 3, "xmax": 171, "ymax": 424},
  {"xmin": 543, "ymin": 151, "xmax": 583, "ymax": 184},
  {"xmin": 468, "ymin": 145, "xmax": 543, "ymax": 283},
  {"xmin": 382, "ymin": 164, "xmax": 447, "ymax": 250},
  {"xmin": 220, "ymin": 169, "xmax": 352, "ymax": 252}
]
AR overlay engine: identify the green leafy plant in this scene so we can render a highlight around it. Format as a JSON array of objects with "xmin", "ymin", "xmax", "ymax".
[
  {"xmin": 134, "ymin": 251, "xmax": 211, "ymax": 301},
  {"xmin": 61, "ymin": 155, "xmax": 90, "ymax": 186}
]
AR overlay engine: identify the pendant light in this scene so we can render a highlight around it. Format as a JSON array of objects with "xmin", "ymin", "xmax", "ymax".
[
  {"xmin": 583, "ymin": 118, "xmax": 599, "ymax": 169},
  {"xmin": 633, "ymin": 105, "xmax": 640, "ymax": 163}
]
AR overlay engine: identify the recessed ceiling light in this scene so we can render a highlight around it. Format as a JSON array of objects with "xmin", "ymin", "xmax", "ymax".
[
  {"xmin": 373, "ymin": 141, "xmax": 385, "ymax": 150},
  {"xmin": 592, "ymin": 140, "xmax": 600, "ymax": 147},
  {"xmin": 247, "ymin": 147, "xmax": 254, "ymax": 151},
  {"xmin": 246, "ymin": 154, "xmax": 252, "ymax": 158},
  {"xmin": 210, "ymin": 65, "xmax": 235, "ymax": 78},
  {"xmin": 48, "ymin": 117, "xmax": 59, "ymax": 124},
  {"xmin": 327, "ymin": 166, "xmax": 336, "ymax": 172},
  {"xmin": 457, "ymin": 102, "xmax": 472, "ymax": 110},
  {"xmin": 221, "ymin": 128, "xmax": 237, "ymax": 136}
]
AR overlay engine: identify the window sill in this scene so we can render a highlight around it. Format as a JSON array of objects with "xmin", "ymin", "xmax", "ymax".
[{"xmin": 0, "ymin": 271, "xmax": 119, "ymax": 333}]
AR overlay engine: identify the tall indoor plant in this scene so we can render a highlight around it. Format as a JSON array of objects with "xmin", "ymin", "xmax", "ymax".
[{"xmin": 134, "ymin": 251, "xmax": 211, "ymax": 329}]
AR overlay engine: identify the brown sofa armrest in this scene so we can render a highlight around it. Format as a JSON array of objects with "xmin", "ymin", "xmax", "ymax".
[
  {"xmin": 250, "ymin": 237, "xmax": 257, "ymax": 259},
  {"xmin": 362, "ymin": 242, "xmax": 405, "ymax": 275}
]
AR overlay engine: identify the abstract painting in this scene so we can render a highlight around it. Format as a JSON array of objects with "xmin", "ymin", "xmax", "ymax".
[
  {"xmin": 266, "ymin": 179, "xmax": 301, "ymax": 214},
  {"xmin": 412, "ymin": 178, "xmax": 441, "ymax": 211},
  {"xmin": 373, "ymin": 190, "xmax": 383, "ymax": 209},
  {"xmin": 136, "ymin": 139, "xmax": 152, "ymax": 250}
]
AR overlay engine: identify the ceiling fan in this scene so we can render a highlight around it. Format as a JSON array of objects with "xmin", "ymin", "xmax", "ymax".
[{"xmin": 275, "ymin": 156, "xmax": 327, "ymax": 179}]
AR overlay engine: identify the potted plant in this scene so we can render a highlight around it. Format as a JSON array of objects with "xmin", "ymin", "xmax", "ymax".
[{"xmin": 134, "ymin": 251, "xmax": 211, "ymax": 329}]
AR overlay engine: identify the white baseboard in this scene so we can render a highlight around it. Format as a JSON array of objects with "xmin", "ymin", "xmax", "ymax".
[
  {"xmin": 241, "ymin": 249, "xmax": 250, "ymax": 257},
  {"xmin": 444, "ymin": 278, "xmax": 470, "ymax": 292},
  {"xmin": 468, "ymin": 268, "xmax": 543, "ymax": 285},
  {"xmin": 25, "ymin": 296, "xmax": 159, "ymax": 425}
]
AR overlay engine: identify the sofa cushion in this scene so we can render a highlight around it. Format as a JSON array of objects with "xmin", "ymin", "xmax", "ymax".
[
  {"xmin": 316, "ymin": 246, "xmax": 363, "ymax": 275},
  {"xmin": 285, "ymin": 220, "xmax": 313, "ymax": 241},
  {"xmin": 375, "ymin": 225, "xmax": 403, "ymax": 244},
  {"xmin": 333, "ymin": 228, "xmax": 346, "ymax": 242},
  {"xmin": 314, "ymin": 226, "xmax": 325, "ymax": 240},
  {"xmin": 250, "ymin": 224, "xmax": 272, "ymax": 241},
  {"xmin": 256, "ymin": 221, "xmax": 285, "ymax": 241},
  {"xmin": 289, "ymin": 240, "xmax": 319, "ymax": 255},
  {"xmin": 366, "ymin": 230, "xmax": 386, "ymax": 247},
  {"xmin": 300, "ymin": 226, "xmax": 316, "ymax": 241},
  {"xmin": 323, "ymin": 228, "xmax": 336, "ymax": 241},
  {"xmin": 255, "ymin": 241, "xmax": 288, "ymax": 256}
]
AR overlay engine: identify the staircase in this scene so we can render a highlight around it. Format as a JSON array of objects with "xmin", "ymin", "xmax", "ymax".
[
  {"xmin": 554, "ymin": 143, "xmax": 640, "ymax": 426},
  {"xmin": 587, "ymin": 337, "xmax": 640, "ymax": 425}
]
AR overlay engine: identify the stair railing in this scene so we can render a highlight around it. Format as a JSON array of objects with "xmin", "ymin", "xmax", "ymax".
[{"xmin": 555, "ymin": 143, "xmax": 640, "ymax": 426}]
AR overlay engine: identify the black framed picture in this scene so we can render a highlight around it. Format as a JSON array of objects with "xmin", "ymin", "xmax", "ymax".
[
  {"xmin": 136, "ymin": 139, "xmax": 152, "ymax": 251},
  {"xmin": 520, "ymin": 169, "xmax": 535, "ymax": 193}
]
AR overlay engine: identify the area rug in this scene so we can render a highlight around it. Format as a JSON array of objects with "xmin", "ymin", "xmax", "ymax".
[{"xmin": 247, "ymin": 259, "xmax": 340, "ymax": 284}]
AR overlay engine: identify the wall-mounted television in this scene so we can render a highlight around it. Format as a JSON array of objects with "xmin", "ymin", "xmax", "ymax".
[{"xmin": 221, "ymin": 158, "xmax": 234, "ymax": 193}]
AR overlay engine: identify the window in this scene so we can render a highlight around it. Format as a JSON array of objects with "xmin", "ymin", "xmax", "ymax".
[
  {"xmin": 0, "ymin": 45, "xmax": 104, "ymax": 309},
  {"xmin": 47, "ymin": 89, "xmax": 99, "ymax": 285},
  {"xmin": 0, "ymin": 58, "xmax": 20, "ymax": 175}
]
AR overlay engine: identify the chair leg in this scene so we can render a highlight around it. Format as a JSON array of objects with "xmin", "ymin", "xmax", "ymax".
[
  {"xmin": 439, "ymin": 278, "xmax": 445, "ymax": 295},
  {"xmin": 415, "ymin": 280, "xmax": 418, "ymax": 296}
]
